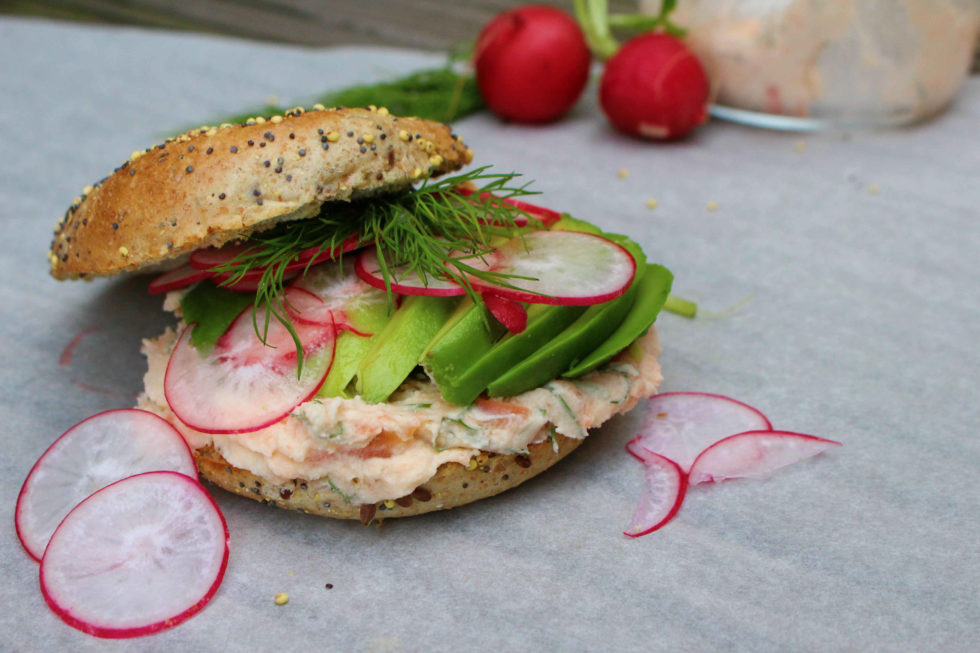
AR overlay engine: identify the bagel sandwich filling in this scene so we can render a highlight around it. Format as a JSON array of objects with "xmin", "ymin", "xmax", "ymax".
[{"xmin": 49, "ymin": 106, "xmax": 672, "ymax": 520}]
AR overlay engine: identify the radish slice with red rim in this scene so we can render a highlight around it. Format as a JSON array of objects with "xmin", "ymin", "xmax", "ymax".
[
  {"xmin": 688, "ymin": 430, "xmax": 842, "ymax": 485},
  {"xmin": 282, "ymin": 286, "xmax": 335, "ymax": 327},
  {"xmin": 190, "ymin": 236, "xmax": 360, "ymax": 274},
  {"xmin": 482, "ymin": 292, "xmax": 527, "ymax": 333},
  {"xmin": 40, "ymin": 471, "xmax": 228, "ymax": 639},
  {"xmin": 148, "ymin": 265, "xmax": 208, "ymax": 295},
  {"xmin": 210, "ymin": 269, "xmax": 300, "ymax": 292},
  {"xmin": 354, "ymin": 247, "xmax": 466, "ymax": 297},
  {"xmin": 624, "ymin": 448, "xmax": 687, "ymax": 538},
  {"xmin": 290, "ymin": 259, "xmax": 387, "ymax": 332},
  {"xmin": 15, "ymin": 409, "xmax": 196, "ymax": 562},
  {"xmin": 629, "ymin": 392, "xmax": 773, "ymax": 472},
  {"xmin": 463, "ymin": 230, "xmax": 635, "ymax": 305},
  {"xmin": 454, "ymin": 187, "xmax": 562, "ymax": 227},
  {"xmin": 165, "ymin": 306, "xmax": 335, "ymax": 434}
]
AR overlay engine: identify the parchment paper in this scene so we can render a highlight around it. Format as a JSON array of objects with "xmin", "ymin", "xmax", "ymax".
[{"xmin": 1, "ymin": 18, "xmax": 977, "ymax": 652}]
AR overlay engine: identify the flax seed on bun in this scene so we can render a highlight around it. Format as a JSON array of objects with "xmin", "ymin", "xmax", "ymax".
[{"xmin": 49, "ymin": 106, "xmax": 472, "ymax": 280}]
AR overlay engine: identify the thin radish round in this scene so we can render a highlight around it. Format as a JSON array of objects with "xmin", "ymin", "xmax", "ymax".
[
  {"xmin": 455, "ymin": 187, "xmax": 562, "ymax": 227},
  {"xmin": 464, "ymin": 230, "xmax": 635, "ymax": 305},
  {"xmin": 190, "ymin": 236, "xmax": 360, "ymax": 274},
  {"xmin": 482, "ymin": 292, "xmax": 527, "ymax": 334},
  {"xmin": 688, "ymin": 430, "xmax": 842, "ymax": 485},
  {"xmin": 40, "ymin": 471, "xmax": 228, "ymax": 639},
  {"xmin": 15, "ymin": 409, "xmax": 196, "ymax": 562},
  {"xmin": 282, "ymin": 286, "xmax": 335, "ymax": 327},
  {"xmin": 355, "ymin": 247, "xmax": 466, "ymax": 297},
  {"xmin": 624, "ymin": 447, "xmax": 687, "ymax": 538},
  {"xmin": 628, "ymin": 392, "xmax": 772, "ymax": 472},
  {"xmin": 290, "ymin": 259, "xmax": 386, "ymax": 332},
  {"xmin": 209, "ymin": 269, "xmax": 299, "ymax": 292},
  {"xmin": 165, "ymin": 306, "xmax": 335, "ymax": 434},
  {"xmin": 147, "ymin": 265, "xmax": 208, "ymax": 295}
]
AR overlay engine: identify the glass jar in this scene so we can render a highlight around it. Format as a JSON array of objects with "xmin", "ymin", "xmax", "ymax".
[{"xmin": 640, "ymin": 0, "xmax": 980, "ymax": 129}]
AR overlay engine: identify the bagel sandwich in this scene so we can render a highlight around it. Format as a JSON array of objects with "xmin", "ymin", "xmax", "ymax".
[{"xmin": 50, "ymin": 106, "xmax": 671, "ymax": 523}]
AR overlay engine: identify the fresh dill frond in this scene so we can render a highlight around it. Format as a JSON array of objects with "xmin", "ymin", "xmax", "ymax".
[{"xmin": 207, "ymin": 167, "xmax": 539, "ymax": 374}]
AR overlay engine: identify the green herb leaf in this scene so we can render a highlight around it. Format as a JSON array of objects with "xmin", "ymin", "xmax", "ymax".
[
  {"xmin": 205, "ymin": 167, "xmax": 538, "ymax": 374},
  {"xmin": 207, "ymin": 67, "xmax": 484, "ymax": 128}
]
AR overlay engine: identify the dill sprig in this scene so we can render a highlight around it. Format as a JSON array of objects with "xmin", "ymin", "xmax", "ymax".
[{"xmin": 208, "ymin": 167, "xmax": 540, "ymax": 372}]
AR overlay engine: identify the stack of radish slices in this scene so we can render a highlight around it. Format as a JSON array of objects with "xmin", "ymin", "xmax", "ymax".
[
  {"xmin": 624, "ymin": 393, "xmax": 841, "ymax": 537},
  {"xmin": 15, "ymin": 409, "xmax": 229, "ymax": 639}
]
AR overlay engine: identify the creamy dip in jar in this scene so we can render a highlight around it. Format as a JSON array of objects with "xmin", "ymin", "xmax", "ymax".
[{"xmin": 641, "ymin": 0, "xmax": 980, "ymax": 128}]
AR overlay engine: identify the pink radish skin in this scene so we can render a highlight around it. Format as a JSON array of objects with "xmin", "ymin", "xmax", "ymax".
[
  {"xmin": 464, "ymin": 230, "xmax": 636, "ymax": 306},
  {"xmin": 455, "ymin": 187, "xmax": 562, "ymax": 227},
  {"xmin": 164, "ymin": 312, "xmax": 335, "ymax": 434},
  {"xmin": 629, "ymin": 392, "xmax": 772, "ymax": 472},
  {"xmin": 482, "ymin": 292, "xmax": 528, "ymax": 334},
  {"xmin": 188, "ymin": 236, "xmax": 359, "ymax": 273},
  {"xmin": 288, "ymin": 260, "xmax": 381, "ymax": 335},
  {"xmin": 599, "ymin": 33, "xmax": 710, "ymax": 140},
  {"xmin": 474, "ymin": 5, "xmax": 592, "ymax": 123},
  {"xmin": 40, "ymin": 471, "xmax": 229, "ymax": 639},
  {"xmin": 147, "ymin": 265, "xmax": 208, "ymax": 295},
  {"xmin": 688, "ymin": 430, "xmax": 842, "ymax": 485},
  {"xmin": 624, "ymin": 447, "xmax": 687, "ymax": 538},
  {"xmin": 354, "ymin": 247, "xmax": 466, "ymax": 297},
  {"xmin": 15, "ymin": 409, "xmax": 196, "ymax": 562}
]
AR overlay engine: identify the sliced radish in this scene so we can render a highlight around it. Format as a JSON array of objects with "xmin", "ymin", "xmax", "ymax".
[
  {"xmin": 282, "ymin": 286, "xmax": 334, "ymax": 327},
  {"xmin": 209, "ymin": 269, "xmax": 299, "ymax": 292},
  {"xmin": 148, "ymin": 265, "xmax": 208, "ymax": 295},
  {"xmin": 628, "ymin": 392, "xmax": 773, "ymax": 472},
  {"xmin": 463, "ymin": 230, "xmax": 635, "ymax": 306},
  {"xmin": 190, "ymin": 236, "xmax": 360, "ymax": 274},
  {"xmin": 289, "ymin": 260, "xmax": 385, "ymax": 335},
  {"xmin": 40, "ymin": 471, "xmax": 228, "ymax": 639},
  {"xmin": 454, "ymin": 187, "xmax": 562, "ymax": 227},
  {"xmin": 624, "ymin": 448, "xmax": 687, "ymax": 538},
  {"xmin": 213, "ymin": 297, "xmax": 334, "ymax": 368},
  {"xmin": 15, "ymin": 409, "xmax": 196, "ymax": 562},
  {"xmin": 354, "ymin": 247, "xmax": 466, "ymax": 297},
  {"xmin": 482, "ymin": 292, "xmax": 527, "ymax": 333},
  {"xmin": 689, "ymin": 430, "xmax": 842, "ymax": 485},
  {"xmin": 165, "ymin": 307, "xmax": 335, "ymax": 434}
]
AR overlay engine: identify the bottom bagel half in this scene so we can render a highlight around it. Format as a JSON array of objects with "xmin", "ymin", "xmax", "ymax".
[{"xmin": 139, "ymin": 327, "xmax": 662, "ymax": 521}]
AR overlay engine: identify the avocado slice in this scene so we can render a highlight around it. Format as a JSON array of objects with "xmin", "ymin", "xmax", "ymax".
[
  {"xmin": 318, "ymin": 295, "xmax": 393, "ymax": 398},
  {"xmin": 486, "ymin": 282, "xmax": 638, "ymax": 398},
  {"xmin": 563, "ymin": 263, "xmax": 673, "ymax": 378},
  {"xmin": 433, "ymin": 303, "xmax": 586, "ymax": 405},
  {"xmin": 355, "ymin": 295, "xmax": 460, "ymax": 403},
  {"xmin": 422, "ymin": 298, "xmax": 507, "ymax": 387}
]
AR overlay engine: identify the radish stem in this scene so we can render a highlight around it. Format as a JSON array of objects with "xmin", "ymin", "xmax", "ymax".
[{"xmin": 664, "ymin": 294, "xmax": 697, "ymax": 318}]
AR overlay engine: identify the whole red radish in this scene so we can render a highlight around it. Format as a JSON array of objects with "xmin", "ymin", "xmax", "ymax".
[
  {"xmin": 599, "ymin": 32, "xmax": 709, "ymax": 140},
  {"xmin": 474, "ymin": 5, "xmax": 591, "ymax": 123}
]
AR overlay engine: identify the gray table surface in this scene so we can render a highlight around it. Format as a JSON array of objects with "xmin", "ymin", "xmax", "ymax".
[{"xmin": 1, "ymin": 17, "xmax": 978, "ymax": 653}]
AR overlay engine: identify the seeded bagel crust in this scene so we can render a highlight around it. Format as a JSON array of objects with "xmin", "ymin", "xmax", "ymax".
[
  {"xmin": 49, "ymin": 106, "xmax": 472, "ymax": 280},
  {"xmin": 194, "ymin": 433, "xmax": 585, "ymax": 524}
]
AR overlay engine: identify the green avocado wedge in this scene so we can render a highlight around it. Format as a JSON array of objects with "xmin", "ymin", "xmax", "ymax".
[
  {"xmin": 486, "ymin": 281, "xmax": 638, "ymax": 398},
  {"xmin": 318, "ymin": 296, "xmax": 392, "ymax": 398},
  {"xmin": 355, "ymin": 295, "xmax": 460, "ymax": 403},
  {"xmin": 563, "ymin": 263, "xmax": 673, "ymax": 378},
  {"xmin": 422, "ymin": 299, "xmax": 507, "ymax": 391},
  {"xmin": 434, "ymin": 302, "xmax": 586, "ymax": 406}
]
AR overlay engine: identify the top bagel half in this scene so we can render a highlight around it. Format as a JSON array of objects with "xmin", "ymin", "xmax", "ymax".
[{"xmin": 49, "ymin": 106, "xmax": 473, "ymax": 280}]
